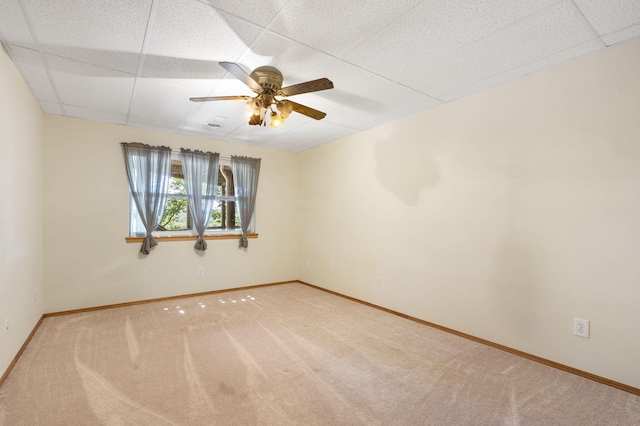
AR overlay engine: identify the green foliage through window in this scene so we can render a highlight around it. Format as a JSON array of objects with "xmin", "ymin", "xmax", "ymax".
[{"xmin": 154, "ymin": 164, "xmax": 240, "ymax": 232}]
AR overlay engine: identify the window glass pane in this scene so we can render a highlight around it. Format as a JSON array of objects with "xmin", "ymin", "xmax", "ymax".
[
  {"xmin": 129, "ymin": 159, "xmax": 249, "ymax": 235},
  {"xmin": 206, "ymin": 164, "xmax": 240, "ymax": 230},
  {"xmin": 168, "ymin": 161, "xmax": 186, "ymax": 195},
  {"xmin": 158, "ymin": 195, "xmax": 188, "ymax": 230},
  {"xmin": 130, "ymin": 195, "xmax": 145, "ymax": 236},
  {"xmin": 206, "ymin": 199, "xmax": 240, "ymax": 230},
  {"xmin": 218, "ymin": 165, "xmax": 233, "ymax": 197},
  {"xmin": 158, "ymin": 160, "xmax": 188, "ymax": 231}
]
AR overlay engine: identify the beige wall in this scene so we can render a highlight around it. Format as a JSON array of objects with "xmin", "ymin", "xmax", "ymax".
[
  {"xmin": 298, "ymin": 37, "xmax": 640, "ymax": 389},
  {"xmin": 43, "ymin": 116, "xmax": 299, "ymax": 312},
  {"xmin": 0, "ymin": 45, "xmax": 45, "ymax": 374}
]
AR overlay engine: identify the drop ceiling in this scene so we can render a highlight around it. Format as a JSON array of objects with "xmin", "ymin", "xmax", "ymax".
[{"xmin": 1, "ymin": 0, "xmax": 638, "ymax": 152}]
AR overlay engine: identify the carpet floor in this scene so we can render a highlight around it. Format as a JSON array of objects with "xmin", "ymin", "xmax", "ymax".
[{"xmin": 1, "ymin": 283, "xmax": 639, "ymax": 425}]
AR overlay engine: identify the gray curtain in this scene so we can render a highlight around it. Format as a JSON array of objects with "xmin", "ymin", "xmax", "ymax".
[
  {"xmin": 231, "ymin": 156, "xmax": 261, "ymax": 248},
  {"xmin": 180, "ymin": 149, "xmax": 220, "ymax": 251},
  {"xmin": 121, "ymin": 142, "xmax": 172, "ymax": 255}
]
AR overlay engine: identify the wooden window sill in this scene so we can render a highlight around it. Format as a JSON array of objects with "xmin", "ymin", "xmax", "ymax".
[{"xmin": 126, "ymin": 234, "xmax": 258, "ymax": 243}]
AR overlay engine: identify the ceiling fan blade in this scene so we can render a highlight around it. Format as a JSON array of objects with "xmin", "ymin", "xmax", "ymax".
[
  {"xmin": 289, "ymin": 101, "xmax": 327, "ymax": 120},
  {"xmin": 279, "ymin": 78, "xmax": 333, "ymax": 97},
  {"xmin": 219, "ymin": 62, "xmax": 262, "ymax": 92},
  {"xmin": 190, "ymin": 95, "xmax": 250, "ymax": 102}
]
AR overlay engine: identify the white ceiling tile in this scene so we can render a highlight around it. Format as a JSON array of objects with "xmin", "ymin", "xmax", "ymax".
[
  {"xmin": 129, "ymin": 77, "xmax": 212, "ymax": 124},
  {"xmin": 273, "ymin": 111, "xmax": 313, "ymax": 130},
  {"xmin": 21, "ymin": 0, "xmax": 153, "ymax": 74},
  {"xmin": 402, "ymin": 1, "xmax": 597, "ymax": 97},
  {"xmin": 202, "ymin": 76, "xmax": 255, "ymax": 98},
  {"xmin": 39, "ymin": 101, "xmax": 63, "ymax": 115},
  {"xmin": 127, "ymin": 117, "xmax": 181, "ymax": 133},
  {"xmin": 220, "ymin": 109, "xmax": 312, "ymax": 143},
  {"xmin": 284, "ymin": 62, "xmax": 390, "ymax": 115},
  {"xmin": 63, "ymin": 105, "xmax": 127, "ymax": 125},
  {"xmin": 197, "ymin": 0, "xmax": 287, "ymax": 27},
  {"xmin": 323, "ymin": 103, "xmax": 391, "ymax": 129},
  {"xmin": 237, "ymin": 31, "xmax": 393, "ymax": 110},
  {"xmin": 271, "ymin": 0, "xmax": 424, "ymax": 58},
  {"xmin": 261, "ymin": 141, "xmax": 300, "ymax": 152},
  {"xmin": 143, "ymin": 0, "xmax": 263, "ymax": 77},
  {"xmin": 574, "ymin": 0, "xmax": 640, "ymax": 37},
  {"xmin": 178, "ymin": 121, "xmax": 231, "ymax": 138},
  {"xmin": 140, "ymin": 56, "xmax": 223, "ymax": 80},
  {"xmin": 267, "ymin": 120, "xmax": 349, "ymax": 146},
  {"xmin": 439, "ymin": 39, "xmax": 603, "ymax": 102},
  {"xmin": 343, "ymin": 0, "xmax": 558, "ymax": 84},
  {"xmin": 601, "ymin": 24, "xmax": 640, "ymax": 46},
  {"xmin": 8, "ymin": 44, "xmax": 58, "ymax": 102},
  {"xmin": 182, "ymin": 96, "xmax": 254, "ymax": 130},
  {"xmin": 0, "ymin": 0, "xmax": 36, "ymax": 48},
  {"xmin": 325, "ymin": 82, "xmax": 441, "ymax": 128},
  {"xmin": 234, "ymin": 30, "xmax": 327, "ymax": 76},
  {"xmin": 384, "ymin": 97, "xmax": 444, "ymax": 123},
  {"xmin": 224, "ymin": 124, "xmax": 279, "ymax": 145},
  {"xmin": 292, "ymin": 128, "xmax": 361, "ymax": 152},
  {"xmin": 47, "ymin": 56, "xmax": 135, "ymax": 115},
  {"xmin": 353, "ymin": 102, "xmax": 442, "ymax": 131}
]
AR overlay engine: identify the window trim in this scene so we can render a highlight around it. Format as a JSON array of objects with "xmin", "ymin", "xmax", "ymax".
[{"xmin": 125, "ymin": 233, "xmax": 258, "ymax": 244}]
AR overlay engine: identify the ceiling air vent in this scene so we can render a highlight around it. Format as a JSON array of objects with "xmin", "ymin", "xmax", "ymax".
[{"xmin": 203, "ymin": 121, "xmax": 224, "ymax": 130}]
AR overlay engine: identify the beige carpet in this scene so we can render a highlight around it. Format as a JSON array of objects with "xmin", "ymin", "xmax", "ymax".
[{"xmin": 1, "ymin": 283, "xmax": 639, "ymax": 425}]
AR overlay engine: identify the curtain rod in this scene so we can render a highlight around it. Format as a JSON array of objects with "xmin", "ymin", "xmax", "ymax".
[{"xmin": 171, "ymin": 149, "xmax": 231, "ymax": 161}]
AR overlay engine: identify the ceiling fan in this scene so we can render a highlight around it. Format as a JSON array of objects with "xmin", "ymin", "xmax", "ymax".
[{"xmin": 190, "ymin": 62, "xmax": 334, "ymax": 128}]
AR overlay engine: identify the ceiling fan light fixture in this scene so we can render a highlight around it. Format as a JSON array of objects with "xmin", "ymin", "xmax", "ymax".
[
  {"xmin": 248, "ymin": 114, "xmax": 262, "ymax": 126},
  {"xmin": 192, "ymin": 62, "xmax": 333, "ymax": 128},
  {"xmin": 269, "ymin": 111, "xmax": 284, "ymax": 128},
  {"xmin": 277, "ymin": 100, "xmax": 293, "ymax": 119},
  {"xmin": 246, "ymin": 98, "xmax": 262, "ymax": 115}
]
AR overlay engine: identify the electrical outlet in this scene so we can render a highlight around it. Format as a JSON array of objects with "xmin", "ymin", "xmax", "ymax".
[
  {"xmin": 34, "ymin": 288, "xmax": 38, "ymax": 303},
  {"xmin": 306, "ymin": 261, "xmax": 311, "ymax": 270},
  {"xmin": 197, "ymin": 267, "xmax": 204, "ymax": 277},
  {"xmin": 574, "ymin": 318, "xmax": 590, "ymax": 338},
  {"xmin": 375, "ymin": 276, "xmax": 381, "ymax": 287}
]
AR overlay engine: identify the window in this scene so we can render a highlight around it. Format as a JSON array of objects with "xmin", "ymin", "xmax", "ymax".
[{"xmin": 129, "ymin": 159, "xmax": 243, "ymax": 236}]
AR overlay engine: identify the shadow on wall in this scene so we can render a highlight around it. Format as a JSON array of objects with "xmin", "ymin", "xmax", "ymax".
[
  {"xmin": 488, "ymin": 165, "xmax": 538, "ymax": 338},
  {"xmin": 373, "ymin": 123, "xmax": 441, "ymax": 206},
  {"xmin": 489, "ymin": 236, "xmax": 537, "ymax": 339}
]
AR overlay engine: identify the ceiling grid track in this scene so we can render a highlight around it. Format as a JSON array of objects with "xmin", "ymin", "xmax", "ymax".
[
  {"xmin": 125, "ymin": 0, "xmax": 161, "ymax": 126},
  {"xmin": 16, "ymin": 0, "xmax": 66, "ymax": 116},
  {"xmin": 566, "ymin": 0, "xmax": 606, "ymax": 48}
]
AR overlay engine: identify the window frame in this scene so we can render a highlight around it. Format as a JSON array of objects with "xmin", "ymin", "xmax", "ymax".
[{"xmin": 127, "ymin": 154, "xmax": 256, "ymax": 241}]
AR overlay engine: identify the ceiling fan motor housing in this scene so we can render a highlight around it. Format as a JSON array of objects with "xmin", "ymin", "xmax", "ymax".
[{"xmin": 250, "ymin": 66, "xmax": 283, "ymax": 93}]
